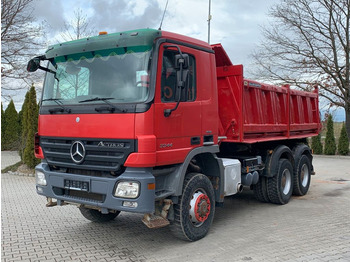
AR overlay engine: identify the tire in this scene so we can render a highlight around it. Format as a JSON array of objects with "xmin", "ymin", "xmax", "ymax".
[
  {"xmin": 267, "ymin": 159, "xmax": 293, "ymax": 205},
  {"xmin": 79, "ymin": 207, "xmax": 120, "ymax": 223},
  {"xmin": 169, "ymin": 173, "xmax": 215, "ymax": 241},
  {"xmin": 293, "ymin": 155, "xmax": 311, "ymax": 196},
  {"xmin": 252, "ymin": 176, "xmax": 270, "ymax": 203}
]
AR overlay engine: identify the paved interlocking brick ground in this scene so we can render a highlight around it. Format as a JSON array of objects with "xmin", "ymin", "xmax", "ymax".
[
  {"xmin": 1, "ymin": 151, "xmax": 20, "ymax": 170},
  {"xmin": 1, "ymin": 155, "xmax": 350, "ymax": 261}
]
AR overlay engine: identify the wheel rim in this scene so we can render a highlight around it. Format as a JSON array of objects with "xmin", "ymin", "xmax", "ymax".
[
  {"xmin": 300, "ymin": 163, "xmax": 309, "ymax": 187},
  {"xmin": 281, "ymin": 168, "xmax": 292, "ymax": 195},
  {"xmin": 189, "ymin": 190, "xmax": 211, "ymax": 227}
]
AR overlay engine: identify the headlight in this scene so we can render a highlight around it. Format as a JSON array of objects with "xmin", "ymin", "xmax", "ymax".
[
  {"xmin": 114, "ymin": 181, "xmax": 140, "ymax": 199},
  {"xmin": 35, "ymin": 170, "xmax": 47, "ymax": 186}
]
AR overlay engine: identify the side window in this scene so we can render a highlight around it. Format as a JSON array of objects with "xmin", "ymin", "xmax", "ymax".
[{"xmin": 161, "ymin": 50, "xmax": 196, "ymax": 102}]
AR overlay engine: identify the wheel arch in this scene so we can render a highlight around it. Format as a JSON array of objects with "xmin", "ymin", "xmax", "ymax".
[
  {"xmin": 171, "ymin": 146, "xmax": 224, "ymax": 203},
  {"xmin": 292, "ymin": 143, "xmax": 314, "ymax": 173},
  {"xmin": 265, "ymin": 145, "xmax": 294, "ymax": 178}
]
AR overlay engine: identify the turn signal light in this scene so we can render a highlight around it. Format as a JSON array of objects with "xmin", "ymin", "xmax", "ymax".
[
  {"xmin": 34, "ymin": 133, "xmax": 44, "ymax": 159},
  {"xmin": 99, "ymin": 31, "xmax": 108, "ymax": 35}
]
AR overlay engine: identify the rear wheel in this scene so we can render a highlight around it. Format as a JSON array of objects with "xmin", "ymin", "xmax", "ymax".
[
  {"xmin": 79, "ymin": 207, "xmax": 120, "ymax": 223},
  {"xmin": 253, "ymin": 176, "xmax": 270, "ymax": 203},
  {"xmin": 293, "ymin": 155, "xmax": 311, "ymax": 196},
  {"xmin": 267, "ymin": 159, "xmax": 293, "ymax": 204},
  {"xmin": 170, "ymin": 173, "xmax": 215, "ymax": 241}
]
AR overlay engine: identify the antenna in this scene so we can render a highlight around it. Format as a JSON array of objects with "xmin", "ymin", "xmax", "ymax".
[
  {"xmin": 208, "ymin": 0, "xmax": 212, "ymax": 44},
  {"xmin": 158, "ymin": 0, "xmax": 169, "ymax": 30}
]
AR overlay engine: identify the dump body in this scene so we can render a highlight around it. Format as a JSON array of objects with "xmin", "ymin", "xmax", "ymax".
[{"xmin": 212, "ymin": 44, "xmax": 321, "ymax": 143}]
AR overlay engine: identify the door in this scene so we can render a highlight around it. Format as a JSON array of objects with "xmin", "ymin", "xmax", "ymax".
[{"xmin": 154, "ymin": 43, "xmax": 201, "ymax": 166}]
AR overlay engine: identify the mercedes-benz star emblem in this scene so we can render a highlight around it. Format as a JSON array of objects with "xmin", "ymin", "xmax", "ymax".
[{"xmin": 70, "ymin": 141, "xmax": 86, "ymax": 164}]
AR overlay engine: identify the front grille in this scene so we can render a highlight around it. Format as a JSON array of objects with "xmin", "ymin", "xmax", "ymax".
[
  {"xmin": 66, "ymin": 190, "xmax": 105, "ymax": 203},
  {"xmin": 41, "ymin": 137, "xmax": 136, "ymax": 172}
]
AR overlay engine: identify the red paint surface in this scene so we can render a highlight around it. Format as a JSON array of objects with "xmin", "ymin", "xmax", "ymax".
[
  {"xmin": 38, "ymin": 114, "xmax": 135, "ymax": 139},
  {"xmin": 212, "ymin": 44, "xmax": 321, "ymax": 143}
]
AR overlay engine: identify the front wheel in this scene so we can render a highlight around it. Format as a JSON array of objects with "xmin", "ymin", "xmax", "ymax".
[
  {"xmin": 170, "ymin": 173, "xmax": 215, "ymax": 241},
  {"xmin": 79, "ymin": 207, "xmax": 120, "ymax": 223}
]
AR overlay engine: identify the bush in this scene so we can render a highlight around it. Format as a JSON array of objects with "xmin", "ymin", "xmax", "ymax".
[
  {"xmin": 311, "ymin": 134, "xmax": 323, "ymax": 154},
  {"xmin": 324, "ymin": 115, "xmax": 337, "ymax": 155},
  {"xmin": 2, "ymin": 100, "xmax": 20, "ymax": 150},
  {"xmin": 338, "ymin": 122, "xmax": 349, "ymax": 155}
]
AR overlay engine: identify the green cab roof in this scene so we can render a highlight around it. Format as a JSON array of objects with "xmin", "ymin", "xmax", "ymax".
[{"xmin": 45, "ymin": 28, "xmax": 162, "ymax": 59}]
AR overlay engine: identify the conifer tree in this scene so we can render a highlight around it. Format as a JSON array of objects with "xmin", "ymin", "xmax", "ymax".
[
  {"xmin": 3, "ymin": 100, "xmax": 20, "ymax": 150},
  {"xmin": 311, "ymin": 134, "xmax": 323, "ymax": 154},
  {"xmin": 1, "ymin": 103, "xmax": 5, "ymax": 150},
  {"xmin": 324, "ymin": 115, "xmax": 337, "ymax": 155},
  {"xmin": 23, "ymin": 84, "xmax": 40, "ymax": 168},
  {"xmin": 338, "ymin": 122, "xmax": 349, "ymax": 155},
  {"xmin": 19, "ymin": 91, "xmax": 30, "ymax": 160}
]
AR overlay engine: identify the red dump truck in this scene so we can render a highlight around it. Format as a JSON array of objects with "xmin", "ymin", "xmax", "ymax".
[{"xmin": 27, "ymin": 29, "xmax": 321, "ymax": 241}]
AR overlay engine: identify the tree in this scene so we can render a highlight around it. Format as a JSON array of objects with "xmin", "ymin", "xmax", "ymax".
[
  {"xmin": 60, "ymin": 8, "xmax": 95, "ymax": 41},
  {"xmin": 23, "ymin": 84, "xmax": 40, "ymax": 168},
  {"xmin": 252, "ymin": 0, "xmax": 350, "ymax": 140},
  {"xmin": 1, "ymin": 103, "xmax": 5, "ymax": 150},
  {"xmin": 324, "ymin": 115, "xmax": 337, "ymax": 155},
  {"xmin": 19, "ymin": 91, "xmax": 30, "ymax": 160},
  {"xmin": 3, "ymin": 100, "xmax": 20, "ymax": 150},
  {"xmin": 1, "ymin": 0, "xmax": 44, "ymax": 99},
  {"xmin": 311, "ymin": 134, "xmax": 323, "ymax": 154},
  {"xmin": 338, "ymin": 122, "xmax": 349, "ymax": 155}
]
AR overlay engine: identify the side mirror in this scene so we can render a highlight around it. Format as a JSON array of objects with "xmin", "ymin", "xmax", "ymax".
[
  {"xmin": 175, "ymin": 54, "xmax": 190, "ymax": 102},
  {"xmin": 163, "ymin": 45, "xmax": 191, "ymax": 117},
  {"xmin": 27, "ymin": 58, "xmax": 41, "ymax": 72},
  {"xmin": 175, "ymin": 54, "xmax": 189, "ymax": 69}
]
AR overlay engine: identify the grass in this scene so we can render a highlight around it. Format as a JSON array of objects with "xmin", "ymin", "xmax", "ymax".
[{"xmin": 1, "ymin": 161, "xmax": 23, "ymax": 174}]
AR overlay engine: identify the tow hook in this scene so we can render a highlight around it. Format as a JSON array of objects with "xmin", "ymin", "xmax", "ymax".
[{"xmin": 142, "ymin": 199, "xmax": 172, "ymax": 229}]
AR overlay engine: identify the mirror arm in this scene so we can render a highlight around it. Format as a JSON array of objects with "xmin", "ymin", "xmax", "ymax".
[
  {"xmin": 38, "ymin": 65, "xmax": 56, "ymax": 74},
  {"xmin": 164, "ymin": 45, "xmax": 184, "ymax": 59},
  {"xmin": 164, "ymin": 100, "xmax": 181, "ymax": 117}
]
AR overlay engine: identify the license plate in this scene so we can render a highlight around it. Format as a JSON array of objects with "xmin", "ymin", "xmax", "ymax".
[{"xmin": 64, "ymin": 179, "xmax": 89, "ymax": 191}]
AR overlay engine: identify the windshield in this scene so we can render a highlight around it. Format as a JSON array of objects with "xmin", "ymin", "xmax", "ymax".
[{"xmin": 42, "ymin": 49, "xmax": 152, "ymax": 106}]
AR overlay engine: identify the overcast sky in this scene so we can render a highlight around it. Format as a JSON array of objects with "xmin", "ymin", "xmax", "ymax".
[
  {"xmin": 2, "ymin": 0, "xmax": 344, "ymax": 120},
  {"xmin": 2, "ymin": 0, "xmax": 277, "ymax": 108},
  {"xmin": 33, "ymin": 0, "xmax": 280, "ymax": 66}
]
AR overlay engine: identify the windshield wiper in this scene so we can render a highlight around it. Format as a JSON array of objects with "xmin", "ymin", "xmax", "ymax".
[
  {"xmin": 79, "ymin": 97, "xmax": 114, "ymax": 103},
  {"xmin": 42, "ymin": 98, "xmax": 71, "ymax": 114},
  {"xmin": 79, "ymin": 97, "xmax": 124, "ymax": 113}
]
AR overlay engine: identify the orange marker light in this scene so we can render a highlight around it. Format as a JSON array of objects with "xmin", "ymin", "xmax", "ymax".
[
  {"xmin": 148, "ymin": 183, "xmax": 155, "ymax": 190},
  {"xmin": 99, "ymin": 31, "xmax": 108, "ymax": 35}
]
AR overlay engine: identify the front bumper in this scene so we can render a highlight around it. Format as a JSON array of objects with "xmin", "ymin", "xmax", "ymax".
[{"xmin": 35, "ymin": 163, "xmax": 155, "ymax": 213}]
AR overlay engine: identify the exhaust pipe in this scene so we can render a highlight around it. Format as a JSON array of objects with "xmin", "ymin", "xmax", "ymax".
[{"xmin": 237, "ymin": 183, "xmax": 243, "ymax": 193}]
